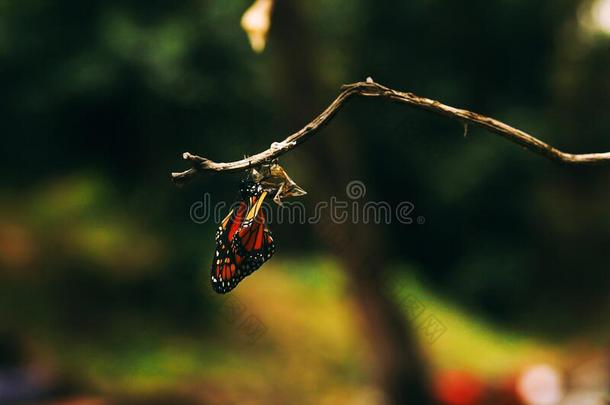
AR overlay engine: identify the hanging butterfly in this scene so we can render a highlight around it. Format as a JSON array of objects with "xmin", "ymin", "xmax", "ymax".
[
  {"xmin": 210, "ymin": 161, "xmax": 306, "ymax": 293},
  {"xmin": 210, "ymin": 179, "xmax": 274, "ymax": 293}
]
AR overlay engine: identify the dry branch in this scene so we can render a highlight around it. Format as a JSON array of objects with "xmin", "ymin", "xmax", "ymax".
[{"xmin": 171, "ymin": 78, "xmax": 610, "ymax": 184}]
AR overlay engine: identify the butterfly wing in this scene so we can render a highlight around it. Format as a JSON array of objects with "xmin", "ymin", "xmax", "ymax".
[
  {"xmin": 211, "ymin": 201, "xmax": 248, "ymax": 294},
  {"xmin": 232, "ymin": 191, "xmax": 275, "ymax": 271}
]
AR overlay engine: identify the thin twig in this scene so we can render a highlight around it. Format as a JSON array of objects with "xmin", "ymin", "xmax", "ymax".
[{"xmin": 171, "ymin": 78, "xmax": 610, "ymax": 184}]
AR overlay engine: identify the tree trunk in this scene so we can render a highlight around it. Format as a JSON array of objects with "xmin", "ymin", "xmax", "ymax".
[{"xmin": 269, "ymin": 2, "xmax": 435, "ymax": 403}]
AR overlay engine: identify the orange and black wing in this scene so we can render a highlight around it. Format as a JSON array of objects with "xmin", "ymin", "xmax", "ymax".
[
  {"xmin": 210, "ymin": 201, "xmax": 248, "ymax": 294},
  {"xmin": 231, "ymin": 191, "xmax": 275, "ymax": 272}
]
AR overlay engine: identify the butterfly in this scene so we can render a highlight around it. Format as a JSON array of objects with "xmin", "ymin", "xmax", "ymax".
[{"xmin": 210, "ymin": 179, "xmax": 275, "ymax": 293}]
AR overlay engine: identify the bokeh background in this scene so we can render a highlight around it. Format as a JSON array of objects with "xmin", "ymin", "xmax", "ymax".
[{"xmin": 1, "ymin": 0, "xmax": 610, "ymax": 404}]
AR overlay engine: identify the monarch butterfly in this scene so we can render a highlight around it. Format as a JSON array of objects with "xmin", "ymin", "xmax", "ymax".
[{"xmin": 210, "ymin": 179, "xmax": 274, "ymax": 293}]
